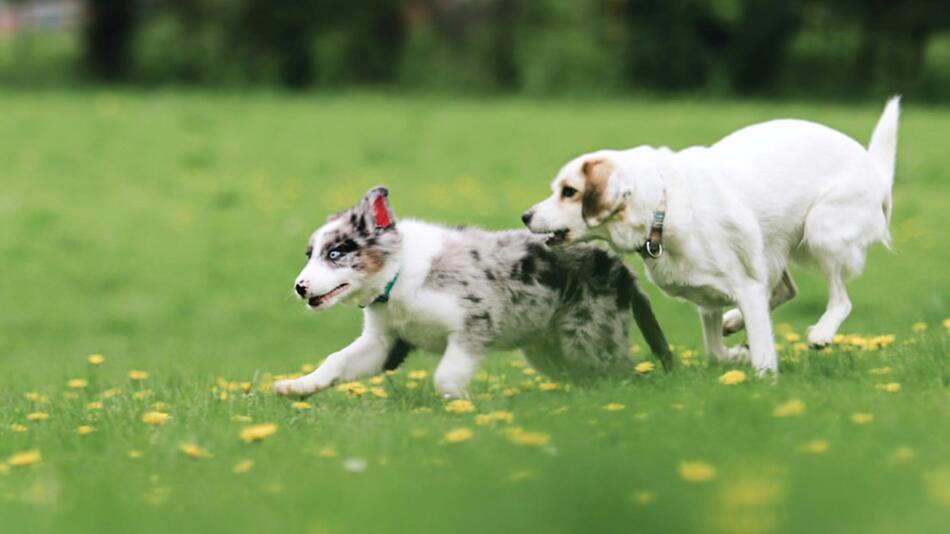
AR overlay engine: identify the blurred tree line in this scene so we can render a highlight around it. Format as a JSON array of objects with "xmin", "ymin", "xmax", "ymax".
[{"xmin": 23, "ymin": 0, "xmax": 950, "ymax": 99}]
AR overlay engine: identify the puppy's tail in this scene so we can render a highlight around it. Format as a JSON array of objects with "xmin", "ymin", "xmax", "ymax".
[
  {"xmin": 868, "ymin": 96, "xmax": 900, "ymax": 247},
  {"xmin": 630, "ymin": 284, "xmax": 674, "ymax": 371}
]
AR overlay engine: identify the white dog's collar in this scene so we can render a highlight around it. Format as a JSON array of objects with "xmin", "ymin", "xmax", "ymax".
[{"xmin": 639, "ymin": 190, "xmax": 667, "ymax": 259}]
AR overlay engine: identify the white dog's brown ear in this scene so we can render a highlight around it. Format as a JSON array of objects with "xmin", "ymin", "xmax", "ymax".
[{"xmin": 581, "ymin": 159, "xmax": 619, "ymax": 226}]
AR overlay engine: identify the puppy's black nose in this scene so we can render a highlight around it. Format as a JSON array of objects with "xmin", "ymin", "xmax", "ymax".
[
  {"xmin": 294, "ymin": 282, "xmax": 308, "ymax": 297},
  {"xmin": 521, "ymin": 211, "xmax": 533, "ymax": 226}
]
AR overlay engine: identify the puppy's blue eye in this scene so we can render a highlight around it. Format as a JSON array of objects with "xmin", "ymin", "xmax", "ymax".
[{"xmin": 328, "ymin": 250, "xmax": 341, "ymax": 261}]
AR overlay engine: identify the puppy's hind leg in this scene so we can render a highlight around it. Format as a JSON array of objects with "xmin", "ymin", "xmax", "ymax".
[
  {"xmin": 723, "ymin": 270, "xmax": 798, "ymax": 336},
  {"xmin": 434, "ymin": 335, "xmax": 485, "ymax": 399}
]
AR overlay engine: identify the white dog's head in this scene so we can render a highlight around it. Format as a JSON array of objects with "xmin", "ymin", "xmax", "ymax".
[
  {"xmin": 293, "ymin": 186, "xmax": 401, "ymax": 310},
  {"xmin": 522, "ymin": 151, "xmax": 629, "ymax": 246}
]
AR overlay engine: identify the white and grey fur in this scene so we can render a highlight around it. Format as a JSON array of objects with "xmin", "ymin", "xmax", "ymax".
[
  {"xmin": 274, "ymin": 187, "xmax": 671, "ymax": 399},
  {"xmin": 524, "ymin": 98, "xmax": 900, "ymax": 376}
]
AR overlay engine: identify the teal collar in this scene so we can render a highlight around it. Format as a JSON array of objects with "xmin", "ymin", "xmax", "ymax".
[{"xmin": 372, "ymin": 271, "xmax": 400, "ymax": 305}]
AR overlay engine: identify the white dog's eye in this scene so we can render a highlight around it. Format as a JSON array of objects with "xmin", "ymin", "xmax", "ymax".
[{"xmin": 562, "ymin": 186, "xmax": 578, "ymax": 198}]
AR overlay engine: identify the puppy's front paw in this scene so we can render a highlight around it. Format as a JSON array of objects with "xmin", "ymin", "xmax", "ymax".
[
  {"xmin": 272, "ymin": 379, "xmax": 296, "ymax": 396},
  {"xmin": 273, "ymin": 379, "xmax": 321, "ymax": 398}
]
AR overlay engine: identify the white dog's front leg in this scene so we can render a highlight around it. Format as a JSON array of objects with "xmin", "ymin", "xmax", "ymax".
[
  {"xmin": 735, "ymin": 283, "xmax": 778, "ymax": 376},
  {"xmin": 699, "ymin": 307, "xmax": 728, "ymax": 361},
  {"xmin": 273, "ymin": 333, "xmax": 391, "ymax": 397},
  {"xmin": 433, "ymin": 336, "xmax": 484, "ymax": 399}
]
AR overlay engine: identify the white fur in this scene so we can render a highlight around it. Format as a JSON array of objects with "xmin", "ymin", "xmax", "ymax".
[{"xmin": 526, "ymin": 98, "xmax": 900, "ymax": 375}]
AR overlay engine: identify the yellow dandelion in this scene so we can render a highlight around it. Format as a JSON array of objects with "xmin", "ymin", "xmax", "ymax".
[
  {"xmin": 799, "ymin": 440, "xmax": 829, "ymax": 454},
  {"xmin": 772, "ymin": 398, "xmax": 806, "ymax": 418},
  {"xmin": 369, "ymin": 375, "xmax": 385, "ymax": 385},
  {"xmin": 337, "ymin": 382, "xmax": 367, "ymax": 396},
  {"xmin": 506, "ymin": 427, "xmax": 551, "ymax": 447},
  {"xmin": 0, "ymin": 463, "xmax": 9, "ymax": 475},
  {"xmin": 128, "ymin": 370, "xmax": 149, "ymax": 381},
  {"xmin": 679, "ymin": 461, "xmax": 717, "ymax": 482},
  {"xmin": 25, "ymin": 391, "xmax": 49, "ymax": 403},
  {"xmin": 8, "ymin": 450, "xmax": 42, "ymax": 467},
  {"xmin": 631, "ymin": 491, "xmax": 656, "ymax": 505},
  {"xmin": 718, "ymin": 370, "xmax": 747, "ymax": 385},
  {"xmin": 132, "ymin": 389, "xmax": 152, "ymax": 400},
  {"xmin": 444, "ymin": 427, "xmax": 474, "ymax": 443},
  {"xmin": 604, "ymin": 403, "xmax": 626, "ymax": 412},
  {"xmin": 239, "ymin": 382, "xmax": 252, "ymax": 393},
  {"xmin": 179, "ymin": 442, "xmax": 213, "ymax": 459},
  {"xmin": 128, "ymin": 450, "xmax": 143, "ymax": 459},
  {"xmin": 150, "ymin": 401, "xmax": 168, "ymax": 411},
  {"xmin": 634, "ymin": 361, "xmax": 655, "ymax": 374},
  {"xmin": 87, "ymin": 354, "xmax": 106, "ymax": 365},
  {"xmin": 405, "ymin": 381, "xmax": 418, "ymax": 390},
  {"xmin": 233, "ymin": 459, "xmax": 255, "ymax": 475},
  {"xmin": 10, "ymin": 423, "xmax": 27, "ymax": 433},
  {"xmin": 911, "ymin": 321, "xmax": 927, "ymax": 332},
  {"xmin": 629, "ymin": 345, "xmax": 642, "ymax": 354},
  {"xmin": 67, "ymin": 378, "xmax": 88, "ymax": 389},
  {"xmin": 291, "ymin": 401, "xmax": 312, "ymax": 411},
  {"xmin": 407, "ymin": 370, "xmax": 428, "ymax": 380},
  {"xmin": 444, "ymin": 399, "xmax": 475, "ymax": 414},
  {"xmin": 503, "ymin": 388, "xmax": 519, "ymax": 397},
  {"xmin": 86, "ymin": 401, "xmax": 103, "ymax": 410},
  {"xmin": 231, "ymin": 415, "xmax": 252, "ymax": 423},
  {"xmin": 522, "ymin": 368, "xmax": 537, "ymax": 376},
  {"xmin": 851, "ymin": 412, "xmax": 874, "ymax": 424},
  {"xmin": 369, "ymin": 387, "xmax": 388, "ymax": 398},
  {"xmin": 475, "ymin": 411, "xmax": 514, "ymax": 425},
  {"xmin": 475, "ymin": 393, "xmax": 493, "ymax": 401},
  {"xmin": 26, "ymin": 412, "xmax": 49, "ymax": 422},
  {"xmin": 784, "ymin": 332, "xmax": 801, "ymax": 342},
  {"xmin": 538, "ymin": 382, "xmax": 560, "ymax": 391},
  {"xmin": 142, "ymin": 411, "xmax": 171, "ymax": 426},
  {"xmin": 100, "ymin": 387, "xmax": 122, "ymax": 399},
  {"xmin": 868, "ymin": 367, "xmax": 892, "ymax": 375},
  {"xmin": 943, "ymin": 318, "xmax": 950, "ymax": 331},
  {"xmin": 240, "ymin": 423, "xmax": 278, "ymax": 442},
  {"xmin": 76, "ymin": 425, "xmax": 95, "ymax": 435},
  {"xmin": 876, "ymin": 382, "xmax": 902, "ymax": 393},
  {"xmin": 318, "ymin": 447, "xmax": 337, "ymax": 458}
]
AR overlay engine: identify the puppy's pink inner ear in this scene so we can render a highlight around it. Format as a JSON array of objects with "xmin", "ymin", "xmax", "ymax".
[{"xmin": 372, "ymin": 196, "xmax": 392, "ymax": 229}]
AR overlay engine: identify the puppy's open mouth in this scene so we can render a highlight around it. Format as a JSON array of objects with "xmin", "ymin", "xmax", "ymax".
[
  {"xmin": 545, "ymin": 229, "xmax": 570, "ymax": 247},
  {"xmin": 307, "ymin": 283, "xmax": 350, "ymax": 309}
]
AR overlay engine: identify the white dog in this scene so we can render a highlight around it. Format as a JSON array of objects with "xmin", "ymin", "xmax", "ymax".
[{"xmin": 523, "ymin": 98, "xmax": 900, "ymax": 375}]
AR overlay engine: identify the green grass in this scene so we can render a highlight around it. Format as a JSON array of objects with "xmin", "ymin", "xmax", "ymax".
[{"xmin": 0, "ymin": 92, "xmax": 948, "ymax": 533}]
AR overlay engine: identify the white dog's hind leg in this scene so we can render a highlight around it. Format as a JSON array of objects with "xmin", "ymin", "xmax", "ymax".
[
  {"xmin": 807, "ymin": 263, "xmax": 852, "ymax": 349},
  {"xmin": 699, "ymin": 307, "xmax": 729, "ymax": 361},
  {"xmin": 434, "ymin": 336, "xmax": 484, "ymax": 399},
  {"xmin": 723, "ymin": 270, "xmax": 798, "ymax": 336},
  {"xmin": 273, "ymin": 334, "xmax": 390, "ymax": 397},
  {"xmin": 735, "ymin": 283, "xmax": 779, "ymax": 375}
]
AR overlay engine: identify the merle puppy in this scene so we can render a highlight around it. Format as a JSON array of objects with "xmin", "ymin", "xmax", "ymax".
[{"xmin": 274, "ymin": 187, "xmax": 671, "ymax": 399}]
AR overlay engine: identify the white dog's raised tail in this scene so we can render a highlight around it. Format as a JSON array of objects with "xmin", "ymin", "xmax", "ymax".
[{"xmin": 868, "ymin": 96, "xmax": 900, "ymax": 246}]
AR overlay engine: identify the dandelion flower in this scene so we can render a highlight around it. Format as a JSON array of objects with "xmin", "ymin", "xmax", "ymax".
[
  {"xmin": 679, "ymin": 461, "xmax": 716, "ymax": 482},
  {"xmin": 231, "ymin": 415, "xmax": 252, "ymax": 423},
  {"xmin": 369, "ymin": 376, "xmax": 385, "ymax": 385},
  {"xmin": 240, "ymin": 423, "xmax": 278, "ymax": 442},
  {"xmin": 604, "ymin": 403, "xmax": 626, "ymax": 412},
  {"xmin": 406, "ymin": 381, "xmax": 418, "ymax": 390},
  {"xmin": 67, "ymin": 378, "xmax": 88, "ymax": 389},
  {"xmin": 179, "ymin": 442, "xmax": 213, "ymax": 459},
  {"xmin": 502, "ymin": 388, "xmax": 519, "ymax": 397},
  {"xmin": 86, "ymin": 401, "xmax": 103, "ymax": 410},
  {"xmin": 8, "ymin": 450, "xmax": 42, "ymax": 467},
  {"xmin": 26, "ymin": 412, "xmax": 49, "ymax": 422},
  {"xmin": 522, "ymin": 368, "xmax": 537, "ymax": 376},
  {"xmin": 150, "ymin": 401, "xmax": 169, "ymax": 411},
  {"xmin": 538, "ymin": 382, "xmax": 559, "ymax": 391},
  {"xmin": 10, "ymin": 423, "xmax": 27, "ymax": 433},
  {"xmin": 475, "ymin": 411, "xmax": 514, "ymax": 426},
  {"xmin": 634, "ymin": 361, "xmax": 655, "ymax": 374},
  {"xmin": 407, "ymin": 370, "xmax": 428, "ymax": 380},
  {"xmin": 868, "ymin": 367, "xmax": 892, "ymax": 375},
  {"xmin": 443, "ymin": 428, "xmax": 474, "ymax": 443},
  {"xmin": 445, "ymin": 400, "xmax": 475, "ymax": 414},
  {"xmin": 25, "ymin": 391, "xmax": 49, "ymax": 403},
  {"xmin": 784, "ymin": 332, "xmax": 801, "ymax": 342},
  {"xmin": 318, "ymin": 448, "xmax": 337, "ymax": 458},
  {"xmin": 943, "ymin": 318, "xmax": 950, "ymax": 331},
  {"xmin": 772, "ymin": 399, "xmax": 806, "ymax": 418},
  {"xmin": 369, "ymin": 387, "xmax": 388, "ymax": 398},
  {"xmin": 128, "ymin": 370, "xmax": 149, "ymax": 381},
  {"xmin": 291, "ymin": 401, "xmax": 312, "ymax": 411},
  {"xmin": 876, "ymin": 382, "xmax": 902, "ymax": 393},
  {"xmin": 337, "ymin": 382, "xmax": 367, "ymax": 396},
  {"xmin": 631, "ymin": 491, "xmax": 656, "ymax": 505},
  {"xmin": 76, "ymin": 425, "xmax": 95, "ymax": 435},
  {"xmin": 128, "ymin": 450, "xmax": 143, "ymax": 459},
  {"xmin": 233, "ymin": 459, "xmax": 255, "ymax": 475},
  {"xmin": 506, "ymin": 428, "xmax": 551, "ymax": 447},
  {"xmin": 0, "ymin": 463, "xmax": 9, "ymax": 475},
  {"xmin": 799, "ymin": 440, "xmax": 829, "ymax": 454},
  {"xmin": 629, "ymin": 345, "xmax": 642, "ymax": 355},
  {"xmin": 142, "ymin": 411, "xmax": 171, "ymax": 426},
  {"xmin": 87, "ymin": 354, "xmax": 105, "ymax": 365},
  {"xmin": 851, "ymin": 412, "xmax": 874, "ymax": 424},
  {"xmin": 911, "ymin": 321, "xmax": 927, "ymax": 332},
  {"xmin": 718, "ymin": 370, "xmax": 747, "ymax": 385},
  {"xmin": 132, "ymin": 390, "xmax": 152, "ymax": 400}
]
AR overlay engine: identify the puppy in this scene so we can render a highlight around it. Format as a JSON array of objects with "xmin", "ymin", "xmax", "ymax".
[
  {"xmin": 274, "ymin": 187, "xmax": 671, "ymax": 399},
  {"xmin": 523, "ymin": 98, "xmax": 900, "ymax": 375}
]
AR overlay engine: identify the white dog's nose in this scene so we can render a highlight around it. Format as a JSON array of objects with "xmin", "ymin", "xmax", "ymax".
[{"xmin": 294, "ymin": 281, "xmax": 308, "ymax": 297}]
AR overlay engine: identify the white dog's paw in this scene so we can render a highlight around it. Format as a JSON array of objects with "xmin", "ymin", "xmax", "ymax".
[
  {"xmin": 806, "ymin": 324, "xmax": 834, "ymax": 350},
  {"xmin": 725, "ymin": 344, "xmax": 751, "ymax": 363},
  {"xmin": 722, "ymin": 309, "xmax": 745, "ymax": 336}
]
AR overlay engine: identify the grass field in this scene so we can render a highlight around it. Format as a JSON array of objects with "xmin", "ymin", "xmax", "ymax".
[{"xmin": 1, "ymin": 92, "xmax": 948, "ymax": 533}]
